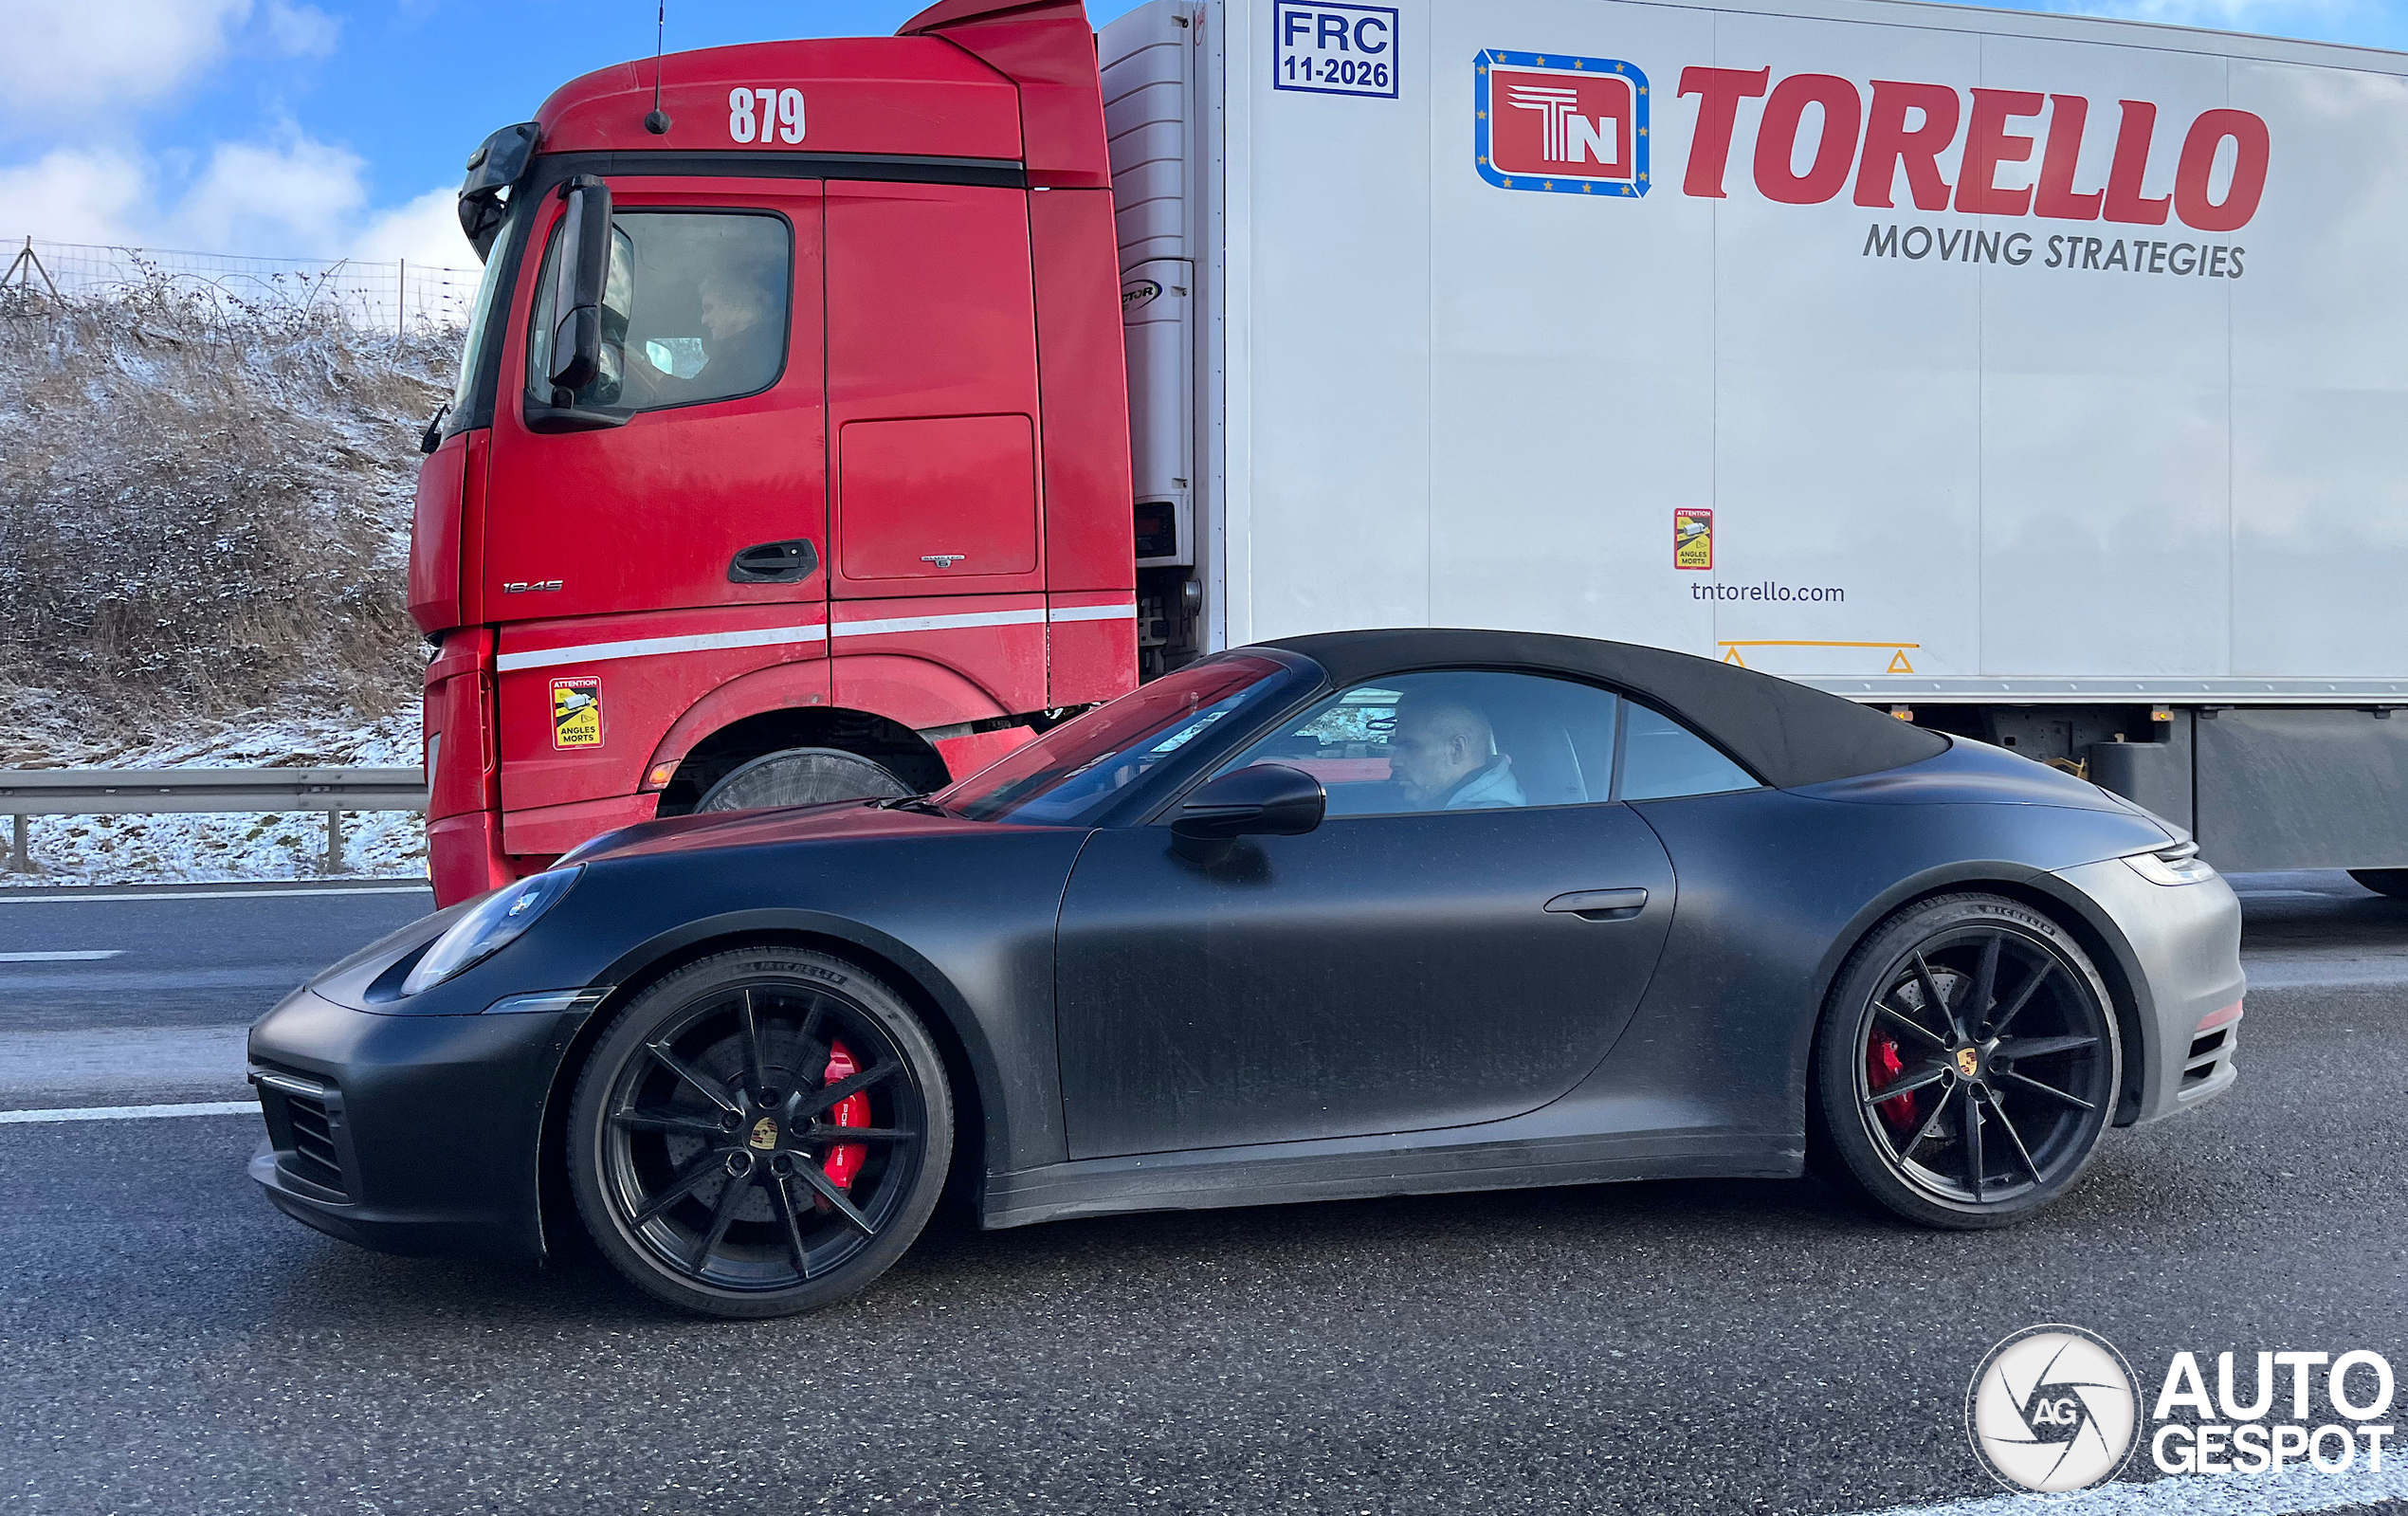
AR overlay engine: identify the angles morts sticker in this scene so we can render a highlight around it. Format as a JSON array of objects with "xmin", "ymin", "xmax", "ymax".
[
  {"xmin": 551, "ymin": 677, "xmax": 603, "ymax": 749},
  {"xmin": 1674, "ymin": 507, "xmax": 1713, "ymax": 570}
]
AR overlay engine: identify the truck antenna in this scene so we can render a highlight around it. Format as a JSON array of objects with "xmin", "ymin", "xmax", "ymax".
[{"xmin": 643, "ymin": 3, "xmax": 671, "ymax": 135}]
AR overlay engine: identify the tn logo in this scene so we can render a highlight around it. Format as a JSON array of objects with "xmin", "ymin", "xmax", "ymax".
[{"xmin": 1504, "ymin": 85, "xmax": 1618, "ymax": 164}]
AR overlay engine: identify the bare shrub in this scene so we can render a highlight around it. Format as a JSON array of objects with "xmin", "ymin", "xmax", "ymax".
[{"xmin": 0, "ymin": 266, "xmax": 454, "ymax": 753}]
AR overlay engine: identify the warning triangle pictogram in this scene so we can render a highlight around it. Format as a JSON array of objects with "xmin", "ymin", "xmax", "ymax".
[
  {"xmin": 1721, "ymin": 646, "xmax": 1746, "ymax": 667},
  {"xmin": 1887, "ymin": 649, "xmax": 1915, "ymax": 674}
]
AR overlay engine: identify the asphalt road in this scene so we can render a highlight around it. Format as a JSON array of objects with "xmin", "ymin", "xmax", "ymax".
[{"xmin": 1, "ymin": 873, "xmax": 2402, "ymax": 1514}]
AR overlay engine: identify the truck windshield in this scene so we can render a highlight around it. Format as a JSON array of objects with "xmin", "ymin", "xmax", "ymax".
[
  {"xmin": 448, "ymin": 200, "xmax": 517, "ymax": 416},
  {"xmin": 939, "ymin": 655, "xmax": 1303, "ymax": 826}
]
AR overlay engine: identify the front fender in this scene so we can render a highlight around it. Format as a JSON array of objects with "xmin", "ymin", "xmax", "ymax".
[
  {"xmin": 585, "ymin": 904, "xmax": 1033, "ymax": 1173},
  {"xmin": 1803, "ymin": 857, "xmax": 2158, "ymax": 1124},
  {"xmin": 519, "ymin": 831, "xmax": 1090, "ymax": 1178}
]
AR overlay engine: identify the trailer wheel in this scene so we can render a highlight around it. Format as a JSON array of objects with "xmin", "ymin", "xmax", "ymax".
[
  {"xmin": 2348, "ymin": 869, "xmax": 2408, "ymax": 900},
  {"xmin": 695, "ymin": 747, "xmax": 911, "ymax": 813}
]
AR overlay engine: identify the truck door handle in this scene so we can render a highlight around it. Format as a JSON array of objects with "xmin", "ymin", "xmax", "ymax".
[
  {"xmin": 1543, "ymin": 888, "xmax": 1650, "ymax": 921},
  {"xmin": 728, "ymin": 539, "xmax": 819, "ymax": 584}
]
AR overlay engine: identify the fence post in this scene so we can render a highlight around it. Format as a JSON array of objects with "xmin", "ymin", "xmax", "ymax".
[
  {"xmin": 397, "ymin": 256, "xmax": 406, "ymax": 333},
  {"xmin": 322, "ymin": 810, "xmax": 345, "ymax": 874},
  {"xmin": 8, "ymin": 815, "xmax": 32, "ymax": 874}
]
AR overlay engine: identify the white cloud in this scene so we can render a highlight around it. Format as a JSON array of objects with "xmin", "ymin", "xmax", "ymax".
[
  {"xmin": 0, "ymin": 0, "xmax": 249, "ymax": 117},
  {"xmin": 0, "ymin": 147, "xmax": 149, "ymax": 245},
  {"xmin": 0, "ymin": 133, "xmax": 471, "ymax": 275},
  {"xmin": 259, "ymin": 1, "xmax": 340, "ymax": 60},
  {"xmin": 347, "ymin": 186, "xmax": 475, "ymax": 272},
  {"xmin": 0, "ymin": 0, "xmax": 338, "ymax": 119},
  {"xmin": 173, "ymin": 137, "xmax": 367, "ymax": 254}
]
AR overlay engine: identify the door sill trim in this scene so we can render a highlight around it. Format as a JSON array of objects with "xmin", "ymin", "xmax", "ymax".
[{"xmin": 979, "ymin": 1124, "xmax": 1800, "ymax": 1230}]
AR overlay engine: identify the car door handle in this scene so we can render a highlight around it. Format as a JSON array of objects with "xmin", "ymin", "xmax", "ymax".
[
  {"xmin": 728, "ymin": 539, "xmax": 819, "ymax": 584},
  {"xmin": 1543, "ymin": 888, "xmax": 1650, "ymax": 921}
]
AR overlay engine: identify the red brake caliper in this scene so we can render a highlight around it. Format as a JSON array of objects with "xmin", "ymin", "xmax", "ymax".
[
  {"xmin": 820, "ymin": 1039, "xmax": 869, "ymax": 1192},
  {"xmin": 1867, "ymin": 1033, "xmax": 1920, "ymax": 1135}
]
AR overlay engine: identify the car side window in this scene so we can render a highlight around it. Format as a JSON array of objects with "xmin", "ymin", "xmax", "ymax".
[
  {"xmin": 1616, "ymin": 703, "xmax": 1759, "ymax": 800},
  {"xmin": 1213, "ymin": 670, "xmax": 1622, "ymax": 817},
  {"xmin": 526, "ymin": 210, "xmax": 791, "ymax": 415}
]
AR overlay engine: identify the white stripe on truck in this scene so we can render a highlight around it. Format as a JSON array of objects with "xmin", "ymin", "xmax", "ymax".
[{"xmin": 494, "ymin": 602, "xmax": 1137, "ymax": 673}]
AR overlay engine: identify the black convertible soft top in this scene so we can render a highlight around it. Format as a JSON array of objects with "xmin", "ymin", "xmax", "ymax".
[{"xmin": 1262, "ymin": 629, "xmax": 1949, "ymax": 791}]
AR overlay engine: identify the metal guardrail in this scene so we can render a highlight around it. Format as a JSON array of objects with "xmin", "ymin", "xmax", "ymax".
[{"xmin": 0, "ymin": 768, "xmax": 429, "ymax": 875}]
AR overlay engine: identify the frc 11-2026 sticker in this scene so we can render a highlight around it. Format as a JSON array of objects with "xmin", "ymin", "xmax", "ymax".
[{"xmin": 1273, "ymin": 3, "xmax": 1399, "ymax": 99}]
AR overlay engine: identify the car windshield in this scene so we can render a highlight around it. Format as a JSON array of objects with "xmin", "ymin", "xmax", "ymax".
[{"xmin": 939, "ymin": 655, "xmax": 1299, "ymax": 825}]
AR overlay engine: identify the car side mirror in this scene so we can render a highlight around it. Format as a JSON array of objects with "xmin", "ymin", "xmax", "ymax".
[
  {"xmin": 548, "ymin": 176, "xmax": 612, "ymax": 392},
  {"xmin": 1173, "ymin": 764, "xmax": 1325, "ymax": 846}
]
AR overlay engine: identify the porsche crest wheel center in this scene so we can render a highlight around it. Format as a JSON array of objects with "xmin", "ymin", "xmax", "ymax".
[{"xmin": 748, "ymin": 1116, "xmax": 779, "ymax": 1151}]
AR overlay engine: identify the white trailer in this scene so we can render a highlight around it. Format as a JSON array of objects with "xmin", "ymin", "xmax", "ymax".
[{"xmin": 1102, "ymin": 0, "xmax": 2408, "ymax": 876}]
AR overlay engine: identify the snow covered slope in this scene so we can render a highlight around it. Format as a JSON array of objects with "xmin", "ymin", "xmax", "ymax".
[{"xmin": 0, "ymin": 278, "xmax": 452, "ymax": 885}]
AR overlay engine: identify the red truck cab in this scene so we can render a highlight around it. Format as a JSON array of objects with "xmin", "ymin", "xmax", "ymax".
[{"xmin": 410, "ymin": 0, "xmax": 1134, "ymax": 904}]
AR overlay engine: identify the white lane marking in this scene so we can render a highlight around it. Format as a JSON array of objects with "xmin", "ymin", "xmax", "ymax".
[
  {"xmin": 1852, "ymin": 1464, "xmax": 2408, "ymax": 1516},
  {"xmin": 0, "ymin": 1101, "xmax": 256, "ymax": 1123},
  {"xmin": 497, "ymin": 601, "xmax": 1139, "ymax": 673},
  {"xmin": 0, "ymin": 950, "xmax": 123, "ymax": 962},
  {"xmin": 0, "ymin": 886, "xmax": 428, "ymax": 905}
]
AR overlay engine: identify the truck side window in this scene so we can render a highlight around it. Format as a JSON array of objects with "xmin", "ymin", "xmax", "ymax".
[{"xmin": 525, "ymin": 210, "xmax": 792, "ymax": 415}]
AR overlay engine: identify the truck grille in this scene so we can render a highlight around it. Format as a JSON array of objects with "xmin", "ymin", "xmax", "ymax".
[{"xmin": 253, "ymin": 1068, "xmax": 352, "ymax": 1200}]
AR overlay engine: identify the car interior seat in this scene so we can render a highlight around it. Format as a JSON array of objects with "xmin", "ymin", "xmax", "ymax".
[{"xmin": 1491, "ymin": 712, "xmax": 1590, "ymax": 807}]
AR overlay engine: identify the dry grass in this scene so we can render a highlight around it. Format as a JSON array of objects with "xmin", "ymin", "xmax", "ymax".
[{"xmin": 0, "ymin": 271, "xmax": 455, "ymax": 761}]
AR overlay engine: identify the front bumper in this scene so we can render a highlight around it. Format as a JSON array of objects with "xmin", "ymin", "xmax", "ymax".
[
  {"xmin": 247, "ymin": 986, "xmax": 591, "ymax": 1258},
  {"xmin": 2052, "ymin": 857, "xmax": 2246, "ymax": 1125}
]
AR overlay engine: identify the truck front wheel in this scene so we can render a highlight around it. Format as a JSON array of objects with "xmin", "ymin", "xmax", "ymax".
[{"xmin": 695, "ymin": 747, "xmax": 911, "ymax": 813}]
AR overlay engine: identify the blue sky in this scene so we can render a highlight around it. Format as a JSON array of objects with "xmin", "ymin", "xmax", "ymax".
[{"xmin": 0, "ymin": 0, "xmax": 2396, "ymax": 272}]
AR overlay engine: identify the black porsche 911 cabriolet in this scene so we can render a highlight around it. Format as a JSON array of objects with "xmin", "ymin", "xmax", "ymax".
[{"xmin": 249, "ymin": 630, "xmax": 2243, "ymax": 1317}]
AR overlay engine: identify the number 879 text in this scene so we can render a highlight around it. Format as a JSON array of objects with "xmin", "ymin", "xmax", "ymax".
[{"xmin": 729, "ymin": 87, "xmax": 806, "ymax": 144}]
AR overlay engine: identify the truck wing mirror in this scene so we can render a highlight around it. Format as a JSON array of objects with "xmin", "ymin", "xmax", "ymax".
[
  {"xmin": 548, "ymin": 175, "xmax": 613, "ymax": 393},
  {"xmin": 456, "ymin": 121, "xmax": 537, "ymax": 263}
]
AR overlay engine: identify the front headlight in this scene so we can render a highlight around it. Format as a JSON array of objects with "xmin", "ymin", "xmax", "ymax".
[
  {"xmin": 2121, "ymin": 840, "xmax": 2218, "ymax": 886},
  {"xmin": 400, "ymin": 866, "xmax": 581, "ymax": 995}
]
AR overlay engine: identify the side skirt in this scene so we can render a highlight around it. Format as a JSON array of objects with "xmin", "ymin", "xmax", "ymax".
[{"xmin": 979, "ymin": 1127, "xmax": 1802, "ymax": 1231}]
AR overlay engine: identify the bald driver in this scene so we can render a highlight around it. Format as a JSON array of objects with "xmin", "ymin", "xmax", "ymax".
[{"xmin": 1387, "ymin": 696, "xmax": 1527, "ymax": 810}]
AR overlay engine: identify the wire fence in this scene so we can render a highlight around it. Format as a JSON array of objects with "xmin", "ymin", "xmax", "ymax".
[{"xmin": 0, "ymin": 236, "xmax": 478, "ymax": 333}]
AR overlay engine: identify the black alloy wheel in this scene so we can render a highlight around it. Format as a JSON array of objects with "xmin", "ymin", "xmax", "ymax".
[
  {"xmin": 568, "ymin": 947, "xmax": 952, "ymax": 1317},
  {"xmin": 1814, "ymin": 894, "xmax": 2121, "ymax": 1230}
]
